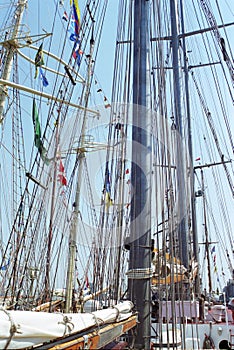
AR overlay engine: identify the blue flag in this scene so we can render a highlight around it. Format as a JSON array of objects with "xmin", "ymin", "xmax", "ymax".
[{"xmin": 39, "ymin": 68, "xmax": 49, "ymax": 87}]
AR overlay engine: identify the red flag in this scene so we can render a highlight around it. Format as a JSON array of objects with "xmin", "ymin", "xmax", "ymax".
[
  {"xmin": 58, "ymin": 160, "xmax": 67, "ymax": 186},
  {"xmin": 195, "ymin": 157, "xmax": 201, "ymax": 161}
]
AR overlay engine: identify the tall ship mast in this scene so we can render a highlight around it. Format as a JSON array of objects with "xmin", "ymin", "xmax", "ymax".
[
  {"xmin": 128, "ymin": 1, "xmax": 151, "ymax": 348},
  {"xmin": 0, "ymin": 1, "xmax": 234, "ymax": 349}
]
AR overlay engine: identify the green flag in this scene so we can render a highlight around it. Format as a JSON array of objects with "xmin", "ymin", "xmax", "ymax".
[
  {"xmin": 32, "ymin": 99, "xmax": 50, "ymax": 165},
  {"xmin": 32, "ymin": 98, "xmax": 41, "ymax": 148}
]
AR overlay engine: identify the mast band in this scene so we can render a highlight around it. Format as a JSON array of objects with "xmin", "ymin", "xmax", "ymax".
[{"xmin": 126, "ymin": 268, "xmax": 153, "ymax": 279}]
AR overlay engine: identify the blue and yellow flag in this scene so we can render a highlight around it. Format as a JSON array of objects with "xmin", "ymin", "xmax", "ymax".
[
  {"xmin": 70, "ymin": 0, "xmax": 80, "ymax": 35},
  {"xmin": 105, "ymin": 192, "xmax": 113, "ymax": 208}
]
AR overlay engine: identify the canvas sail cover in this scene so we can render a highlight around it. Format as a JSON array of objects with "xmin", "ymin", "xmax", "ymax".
[{"xmin": 0, "ymin": 301, "xmax": 133, "ymax": 349}]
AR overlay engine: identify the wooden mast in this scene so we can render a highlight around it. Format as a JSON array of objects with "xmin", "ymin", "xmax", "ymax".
[
  {"xmin": 0, "ymin": 0, "xmax": 27, "ymax": 122},
  {"xmin": 65, "ymin": 26, "xmax": 95, "ymax": 313},
  {"xmin": 169, "ymin": 0, "xmax": 188, "ymax": 268}
]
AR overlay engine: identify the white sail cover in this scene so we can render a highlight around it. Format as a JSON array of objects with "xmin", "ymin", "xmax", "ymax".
[{"xmin": 0, "ymin": 301, "xmax": 134, "ymax": 349}]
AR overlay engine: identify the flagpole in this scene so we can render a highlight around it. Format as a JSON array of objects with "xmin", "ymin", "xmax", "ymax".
[{"xmin": 0, "ymin": 0, "xmax": 27, "ymax": 122}]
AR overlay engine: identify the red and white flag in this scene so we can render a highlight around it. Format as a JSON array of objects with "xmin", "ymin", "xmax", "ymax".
[{"xmin": 58, "ymin": 159, "xmax": 67, "ymax": 186}]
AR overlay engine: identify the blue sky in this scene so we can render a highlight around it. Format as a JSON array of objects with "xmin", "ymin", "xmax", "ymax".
[{"xmin": 0, "ymin": 0, "xmax": 233, "ymax": 292}]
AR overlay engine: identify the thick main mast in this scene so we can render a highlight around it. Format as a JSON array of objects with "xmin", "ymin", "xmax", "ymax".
[{"xmin": 128, "ymin": 1, "xmax": 151, "ymax": 348}]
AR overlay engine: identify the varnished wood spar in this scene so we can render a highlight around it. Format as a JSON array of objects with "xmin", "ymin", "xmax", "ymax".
[
  {"xmin": 32, "ymin": 300, "xmax": 63, "ymax": 312},
  {"xmin": 151, "ymin": 274, "xmax": 185, "ymax": 285},
  {"xmin": 33, "ymin": 315, "xmax": 137, "ymax": 350}
]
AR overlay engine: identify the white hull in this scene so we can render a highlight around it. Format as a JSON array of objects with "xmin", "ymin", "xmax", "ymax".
[{"xmin": 152, "ymin": 322, "xmax": 234, "ymax": 349}]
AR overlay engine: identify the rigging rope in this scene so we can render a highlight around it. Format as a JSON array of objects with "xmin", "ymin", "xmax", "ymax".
[
  {"xmin": 190, "ymin": 70, "xmax": 234, "ymax": 198},
  {"xmin": 199, "ymin": 0, "xmax": 234, "ymax": 89}
]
